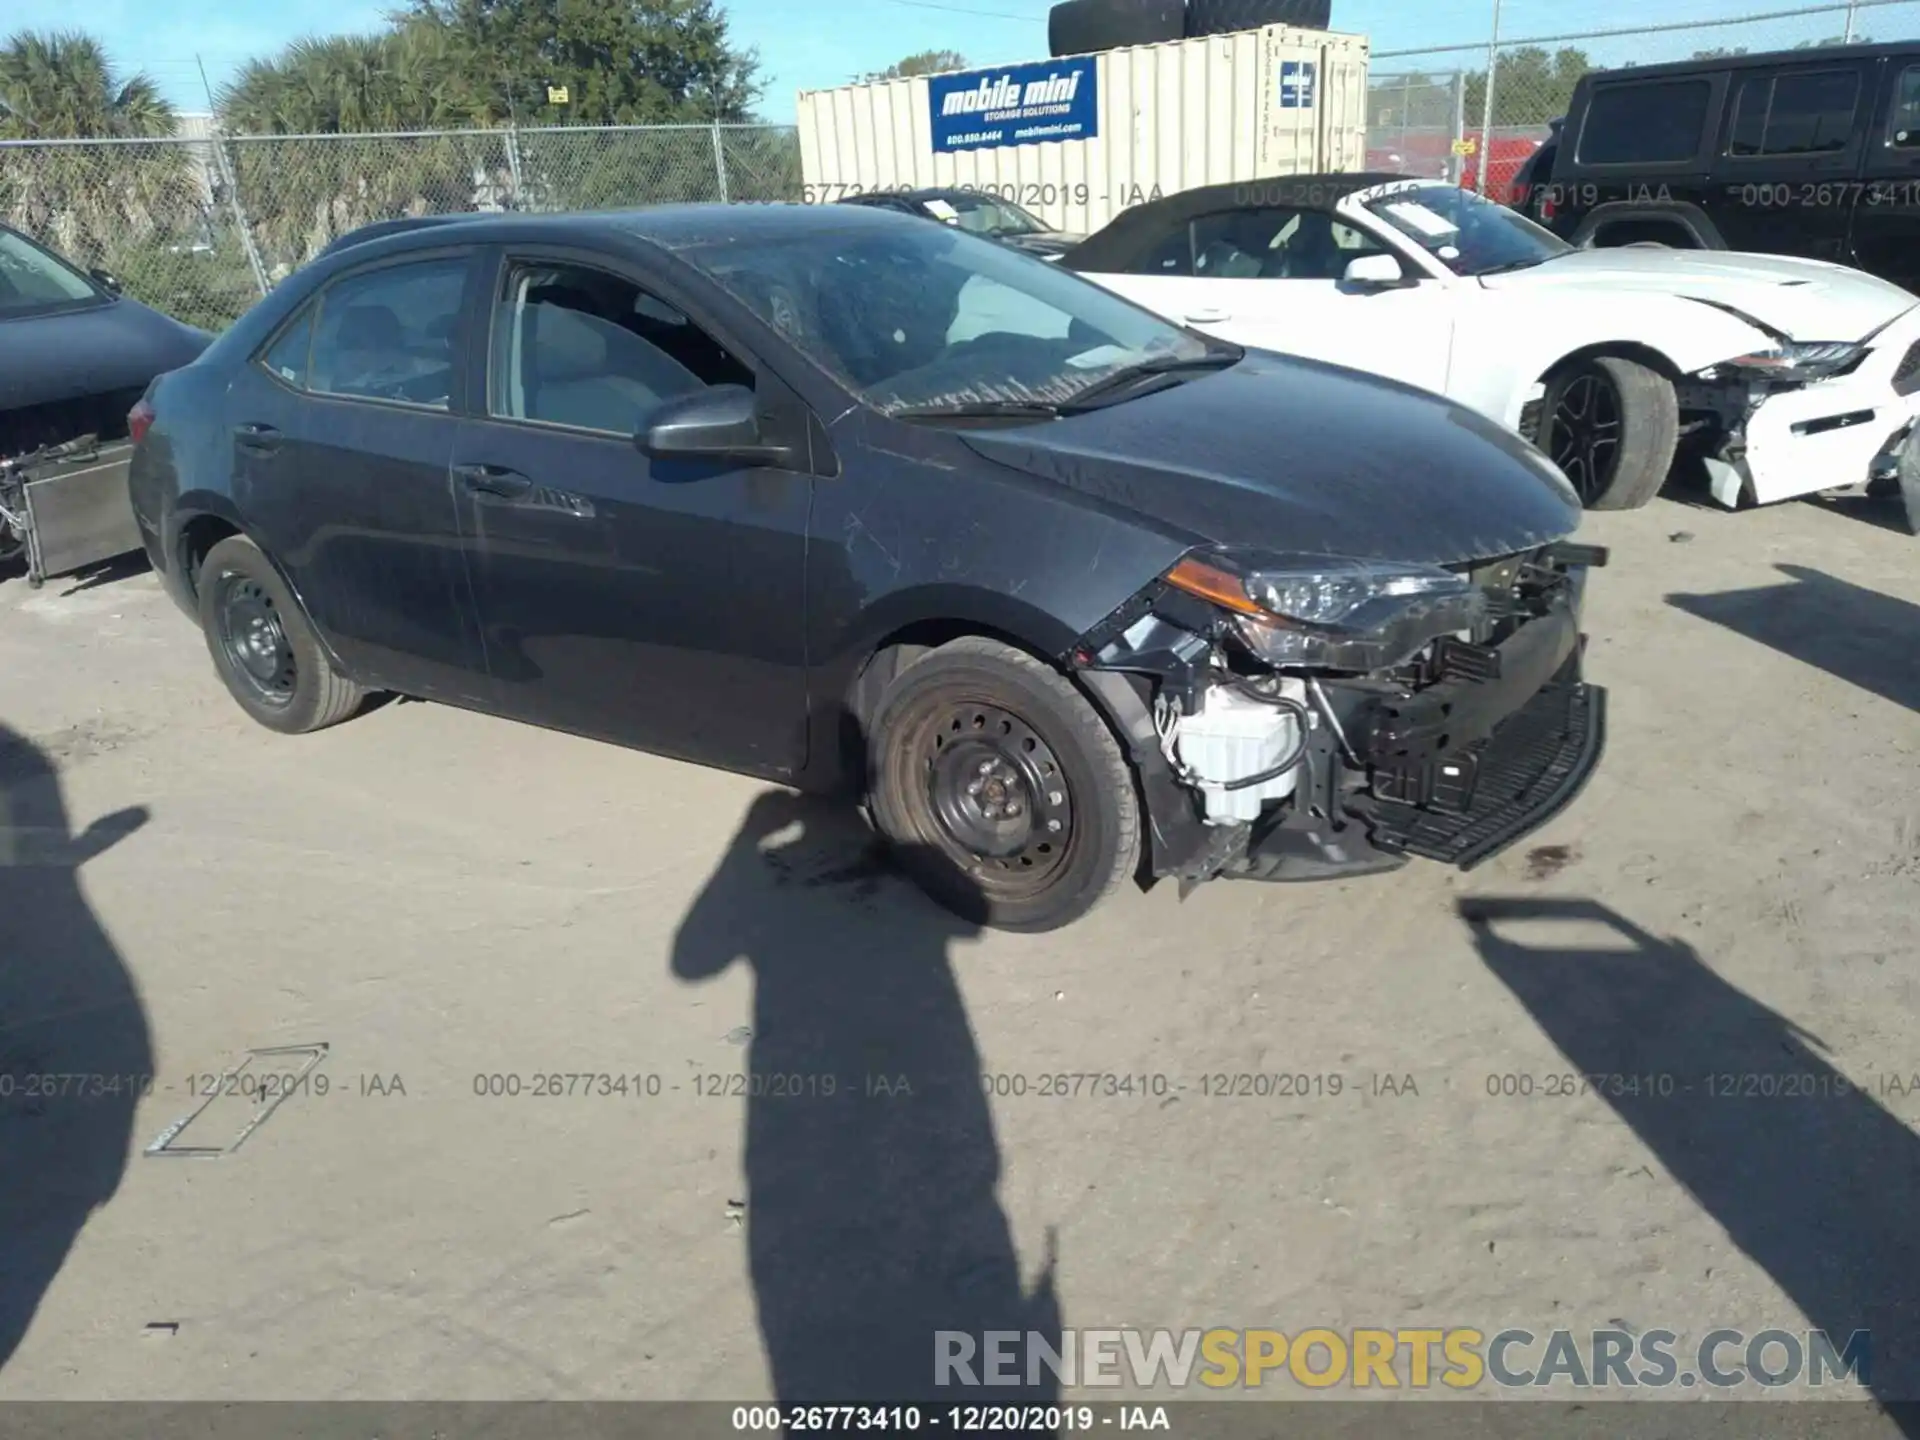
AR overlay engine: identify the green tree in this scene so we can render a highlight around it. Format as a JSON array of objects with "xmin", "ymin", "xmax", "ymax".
[
  {"xmin": 400, "ymin": 0, "xmax": 763, "ymax": 125},
  {"xmin": 1464, "ymin": 46, "xmax": 1592, "ymax": 128},
  {"xmin": 0, "ymin": 30, "xmax": 200, "ymax": 300},
  {"xmin": 0, "ymin": 29, "xmax": 172, "ymax": 139},
  {"xmin": 863, "ymin": 50, "xmax": 968, "ymax": 82}
]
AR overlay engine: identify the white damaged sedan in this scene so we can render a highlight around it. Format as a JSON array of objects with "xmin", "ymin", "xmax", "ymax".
[{"xmin": 1063, "ymin": 175, "xmax": 1920, "ymax": 523}]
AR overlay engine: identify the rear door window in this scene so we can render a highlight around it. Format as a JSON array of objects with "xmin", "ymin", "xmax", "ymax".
[
  {"xmin": 308, "ymin": 258, "xmax": 468, "ymax": 410},
  {"xmin": 1729, "ymin": 68, "xmax": 1862, "ymax": 156},
  {"xmin": 1888, "ymin": 64, "xmax": 1920, "ymax": 148},
  {"xmin": 1576, "ymin": 79, "xmax": 1714, "ymax": 165}
]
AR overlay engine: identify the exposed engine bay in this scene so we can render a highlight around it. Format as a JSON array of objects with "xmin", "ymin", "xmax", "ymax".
[{"xmin": 1068, "ymin": 541, "xmax": 1609, "ymax": 890}]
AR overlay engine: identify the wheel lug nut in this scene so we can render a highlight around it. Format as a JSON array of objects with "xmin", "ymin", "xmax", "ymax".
[
  {"xmin": 1005, "ymin": 802, "xmax": 1021, "ymax": 817},
  {"xmin": 1047, "ymin": 819, "xmax": 1062, "ymax": 832},
  {"xmin": 1048, "ymin": 790, "xmax": 1063, "ymax": 805},
  {"xmin": 978, "ymin": 760, "xmax": 995, "ymax": 775}
]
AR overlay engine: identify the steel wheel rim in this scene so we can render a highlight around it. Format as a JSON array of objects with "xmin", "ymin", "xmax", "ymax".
[
  {"xmin": 916, "ymin": 699, "xmax": 1074, "ymax": 895},
  {"xmin": 215, "ymin": 572, "xmax": 297, "ymax": 706},
  {"xmin": 1547, "ymin": 371, "xmax": 1623, "ymax": 505}
]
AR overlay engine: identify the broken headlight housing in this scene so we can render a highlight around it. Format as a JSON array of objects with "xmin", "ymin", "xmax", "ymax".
[
  {"xmin": 1703, "ymin": 341, "xmax": 1866, "ymax": 383},
  {"xmin": 1165, "ymin": 550, "xmax": 1486, "ymax": 672}
]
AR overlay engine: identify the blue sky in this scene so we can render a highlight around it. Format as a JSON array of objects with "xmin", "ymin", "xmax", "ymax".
[{"xmin": 5, "ymin": 0, "xmax": 1885, "ymax": 124}]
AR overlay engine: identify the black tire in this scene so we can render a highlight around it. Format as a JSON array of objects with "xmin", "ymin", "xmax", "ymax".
[
  {"xmin": 1538, "ymin": 355, "xmax": 1679, "ymax": 510},
  {"xmin": 867, "ymin": 636, "xmax": 1140, "ymax": 933},
  {"xmin": 196, "ymin": 534, "xmax": 366, "ymax": 734},
  {"xmin": 1049, "ymin": 0, "xmax": 1187, "ymax": 57},
  {"xmin": 1185, "ymin": 0, "xmax": 1331, "ymax": 36}
]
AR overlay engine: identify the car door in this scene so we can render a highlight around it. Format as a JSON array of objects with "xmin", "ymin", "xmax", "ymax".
[
  {"xmin": 1099, "ymin": 205, "xmax": 1457, "ymax": 394},
  {"xmin": 226, "ymin": 249, "xmax": 491, "ymax": 703},
  {"xmin": 1852, "ymin": 56, "xmax": 1920, "ymax": 292},
  {"xmin": 448, "ymin": 246, "xmax": 811, "ymax": 773},
  {"xmin": 1707, "ymin": 59, "xmax": 1875, "ymax": 263}
]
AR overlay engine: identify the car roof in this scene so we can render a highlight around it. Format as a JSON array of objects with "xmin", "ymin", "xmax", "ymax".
[
  {"xmin": 1060, "ymin": 172, "xmax": 1421, "ymax": 271},
  {"xmin": 317, "ymin": 202, "xmax": 926, "ymax": 263},
  {"xmin": 1578, "ymin": 38, "xmax": 1920, "ymax": 86}
]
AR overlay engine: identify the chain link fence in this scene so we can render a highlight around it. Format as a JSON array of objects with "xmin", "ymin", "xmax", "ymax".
[
  {"xmin": 1372, "ymin": 0, "xmax": 1920, "ymax": 199},
  {"xmin": 0, "ymin": 123, "xmax": 801, "ymax": 333},
  {"xmin": 10, "ymin": 1, "xmax": 1920, "ymax": 333}
]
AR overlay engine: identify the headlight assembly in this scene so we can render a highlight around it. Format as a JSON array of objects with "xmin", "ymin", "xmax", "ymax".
[
  {"xmin": 1164, "ymin": 550, "xmax": 1486, "ymax": 672},
  {"xmin": 1703, "ymin": 341, "xmax": 1866, "ymax": 383}
]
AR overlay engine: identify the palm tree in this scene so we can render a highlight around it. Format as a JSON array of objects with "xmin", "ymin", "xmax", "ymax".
[
  {"xmin": 0, "ymin": 30, "xmax": 173, "ymax": 139},
  {"xmin": 0, "ymin": 31, "xmax": 196, "ymax": 267}
]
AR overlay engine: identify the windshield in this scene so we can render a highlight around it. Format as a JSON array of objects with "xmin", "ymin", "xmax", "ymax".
[
  {"xmin": 688, "ymin": 220, "xmax": 1217, "ymax": 416},
  {"xmin": 929, "ymin": 192, "xmax": 1047, "ymax": 238},
  {"xmin": 1359, "ymin": 182, "xmax": 1571, "ymax": 277},
  {"xmin": 0, "ymin": 228, "xmax": 101, "ymax": 317}
]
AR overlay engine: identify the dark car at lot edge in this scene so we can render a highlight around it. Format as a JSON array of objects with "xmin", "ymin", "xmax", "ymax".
[
  {"xmin": 836, "ymin": 187, "xmax": 1086, "ymax": 259},
  {"xmin": 1, "ymin": 223, "xmax": 210, "ymax": 585},
  {"xmin": 128, "ymin": 202, "xmax": 1608, "ymax": 931},
  {"xmin": 1530, "ymin": 42, "xmax": 1920, "ymax": 292}
]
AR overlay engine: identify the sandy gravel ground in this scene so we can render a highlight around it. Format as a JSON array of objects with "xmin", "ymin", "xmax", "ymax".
[{"xmin": 1, "ymin": 488, "xmax": 1916, "ymax": 1419}]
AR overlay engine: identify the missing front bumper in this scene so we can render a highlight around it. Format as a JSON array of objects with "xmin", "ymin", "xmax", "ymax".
[{"xmin": 1348, "ymin": 673, "xmax": 1607, "ymax": 870}]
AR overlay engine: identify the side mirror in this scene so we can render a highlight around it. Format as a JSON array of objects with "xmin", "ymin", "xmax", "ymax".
[
  {"xmin": 1343, "ymin": 253, "xmax": 1415, "ymax": 290},
  {"xmin": 90, "ymin": 267, "xmax": 123, "ymax": 295},
  {"xmin": 637, "ymin": 384, "xmax": 802, "ymax": 469}
]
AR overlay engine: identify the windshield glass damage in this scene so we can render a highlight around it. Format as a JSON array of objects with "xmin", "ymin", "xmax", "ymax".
[
  {"xmin": 686, "ymin": 222, "xmax": 1227, "ymax": 418},
  {"xmin": 1360, "ymin": 181, "xmax": 1572, "ymax": 278}
]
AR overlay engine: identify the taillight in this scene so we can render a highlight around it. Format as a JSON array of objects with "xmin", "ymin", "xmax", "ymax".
[
  {"xmin": 1540, "ymin": 195, "xmax": 1558, "ymax": 222},
  {"xmin": 129, "ymin": 398, "xmax": 155, "ymax": 445}
]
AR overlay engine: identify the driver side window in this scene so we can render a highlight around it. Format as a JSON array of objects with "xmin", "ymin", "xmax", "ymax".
[
  {"xmin": 1190, "ymin": 208, "xmax": 1379, "ymax": 281},
  {"xmin": 308, "ymin": 258, "xmax": 468, "ymax": 409}
]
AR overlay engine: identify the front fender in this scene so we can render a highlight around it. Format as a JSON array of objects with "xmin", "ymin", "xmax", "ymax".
[{"xmin": 1453, "ymin": 293, "xmax": 1774, "ymax": 431}]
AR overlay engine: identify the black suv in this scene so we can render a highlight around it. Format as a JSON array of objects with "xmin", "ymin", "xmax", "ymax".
[{"xmin": 1530, "ymin": 42, "xmax": 1920, "ymax": 293}]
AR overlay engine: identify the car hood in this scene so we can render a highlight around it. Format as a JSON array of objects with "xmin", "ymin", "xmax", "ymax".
[
  {"xmin": 958, "ymin": 350, "xmax": 1582, "ymax": 566},
  {"xmin": 0, "ymin": 297, "xmax": 211, "ymax": 416},
  {"xmin": 1478, "ymin": 248, "xmax": 1918, "ymax": 342}
]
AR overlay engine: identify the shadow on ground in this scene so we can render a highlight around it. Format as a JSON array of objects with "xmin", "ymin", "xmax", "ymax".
[
  {"xmin": 671, "ymin": 790, "xmax": 1059, "ymax": 1407},
  {"xmin": 1462, "ymin": 896, "xmax": 1920, "ymax": 1419},
  {"xmin": 1668, "ymin": 563, "xmax": 1920, "ymax": 714},
  {"xmin": 0, "ymin": 723, "xmax": 152, "ymax": 1371}
]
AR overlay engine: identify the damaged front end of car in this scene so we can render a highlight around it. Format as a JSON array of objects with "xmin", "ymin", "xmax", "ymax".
[
  {"xmin": 1067, "ymin": 541, "xmax": 1609, "ymax": 892},
  {"xmin": 1677, "ymin": 329, "xmax": 1920, "ymax": 530}
]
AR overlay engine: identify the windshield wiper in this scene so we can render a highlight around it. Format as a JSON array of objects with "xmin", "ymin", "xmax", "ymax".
[
  {"xmin": 1058, "ymin": 349, "xmax": 1242, "ymax": 412},
  {"xmin": 887, "ymin": 399, "xmax": 1062, "ymax": 421}
]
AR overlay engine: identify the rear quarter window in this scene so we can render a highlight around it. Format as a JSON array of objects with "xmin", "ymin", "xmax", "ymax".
[{"xmin": 1576, "ymin": 78, "xmax": 1715, "ymax": 165}]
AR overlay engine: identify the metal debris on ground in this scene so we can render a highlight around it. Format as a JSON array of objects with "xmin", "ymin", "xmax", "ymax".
[{"xmin": 143, "ymin": 1042, "xmax": 330, "ymax": 1158}]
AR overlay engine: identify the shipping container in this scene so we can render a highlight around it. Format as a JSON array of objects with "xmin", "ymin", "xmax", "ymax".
[{"xmin": 796, "ymin": 27, "xmax": 1370, "ymax": 237}]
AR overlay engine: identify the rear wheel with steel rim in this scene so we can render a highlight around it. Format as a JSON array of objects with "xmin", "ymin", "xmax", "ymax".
[
  {"xmin": 867, "ymin": 637, "xmax": 1139, "ymax": 933},
  {"xmin": 1538, "ymin": 354, "xmax": 1678, "ymax": 511},
  {"xmin": 196, "ymin": 534, "xmax": 367, "ymax": 734}
]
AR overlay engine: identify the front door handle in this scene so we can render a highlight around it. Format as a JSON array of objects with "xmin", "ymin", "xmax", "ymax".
[
  {"xmin": 233, "ymin": 422, "xmax": 280, "ymax": 453},
  {"xmin": 454, "ymin": 463, "xmax": 534, "ymax": 499},
  {"xmin": 1183, "ymin": 309, "xmax": 1231, "ymax": 324}
]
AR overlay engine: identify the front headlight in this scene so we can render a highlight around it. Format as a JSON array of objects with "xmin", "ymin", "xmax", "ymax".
[
  {"xmin": 1165, "ymin": 550, "xmax": 1486, "ymax": 672},
  {"xmin": 1706, "ymin": 341, "xmax": 1866, "ymax": 383}
]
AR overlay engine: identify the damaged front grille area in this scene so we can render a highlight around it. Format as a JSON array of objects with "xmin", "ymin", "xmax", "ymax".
[
  {"xmin": 1894, "ymin": 339, "xmax": 1920, "ymax": 397},
  {"xmin": 0, "ymin": 387, "xmax": 143, "ymax": 462}
]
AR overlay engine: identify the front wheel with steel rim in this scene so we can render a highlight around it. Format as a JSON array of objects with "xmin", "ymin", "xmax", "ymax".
[
  {"xmin": 1538, "ymin": 355, "xmax": 1678, "ymax": 511},
  {"xmin": 196, "ymin": 534, "xmax": 367, "ymax": 734},
  {"xmin": 867, "ymin": 636, "xmax": 1140, "ymax": 933}
]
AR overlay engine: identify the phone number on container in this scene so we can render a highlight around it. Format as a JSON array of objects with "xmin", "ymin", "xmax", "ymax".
[{"xmin": 732, "ymin": 1405, "xmax": 1099, "ymax": 1431}]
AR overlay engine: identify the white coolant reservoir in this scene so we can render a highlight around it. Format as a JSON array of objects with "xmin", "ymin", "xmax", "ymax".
[{"xmin": 1172, "ymin": 678, "xmax": 1310, "ymax": 825}]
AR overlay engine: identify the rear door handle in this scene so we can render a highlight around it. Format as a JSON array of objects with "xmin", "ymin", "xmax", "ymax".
[
  {"xmin": 233, "ymin": 422, "xmax": 280, "ymax": 453},
  {"xmin": 454, "ymin": 463, "xmax": 534, "ymax": 499}
]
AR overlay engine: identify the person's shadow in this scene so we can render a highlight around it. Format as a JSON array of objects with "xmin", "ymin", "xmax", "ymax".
[
  {"xmin": 0, "ymin": 723, "xmax": 152, "ymax": 1371},
  {"xmin": 1461, "ymin": 897, "xmax": 1920, "ymax": 1422},
  {"xmin": 672, "ymin": 790, "xmax": 1060, "ymax": 1409}
]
